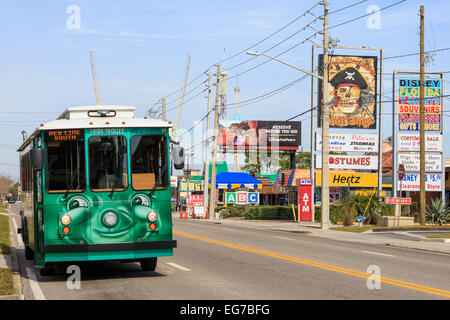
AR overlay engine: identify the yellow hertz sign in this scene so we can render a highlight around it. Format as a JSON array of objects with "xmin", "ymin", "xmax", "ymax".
[{"xmin": 315, "ymin": 172, "xmax": 378, "ymax": 187}]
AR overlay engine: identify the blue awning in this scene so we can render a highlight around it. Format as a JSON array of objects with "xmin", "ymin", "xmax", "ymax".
[{"xmin": 209, "ymin": 172, "xmax": 262, "ymax": 190}]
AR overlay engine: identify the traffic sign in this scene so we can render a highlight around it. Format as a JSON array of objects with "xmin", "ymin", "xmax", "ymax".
[{"xmin": 398, "ymin": 164, "xmax": 405, "ymax": 181}]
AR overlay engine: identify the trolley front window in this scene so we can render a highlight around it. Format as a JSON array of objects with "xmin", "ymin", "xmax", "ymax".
[
  {"xmin": 45, "ymin": 131, "xmax": 86, "ymax": 193},
  {"xmin": 130, "ymin": 135, "xmax": 168, "ymax": 190},
  {"xmin": 89, "ymin": 135, "xmax": 128, "ymax": 191}
]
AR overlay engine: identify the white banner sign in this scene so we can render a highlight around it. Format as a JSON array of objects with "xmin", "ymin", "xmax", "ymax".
[
  {"xmin": 316, "ymin": 154, "xmax": 378, "ymax": 170},
  {"xmin": 398, "ymin": 173, "xmax": 442, "ymax": 191},
  {"xmin": 316, "ymin": 133, "xmax": 378, "ymax": 152},
  {"xmin": 397, "ymin": 153, "xmax": 442, "ymax": 172},
  {"xmin": 397, "ymin": 134, "xmax": 443, "ymax": 152}
]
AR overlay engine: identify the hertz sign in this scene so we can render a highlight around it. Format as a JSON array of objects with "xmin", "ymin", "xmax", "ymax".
[{"xmin": 315, "ymin": 172, "xmax": 378, "ymax": 187}]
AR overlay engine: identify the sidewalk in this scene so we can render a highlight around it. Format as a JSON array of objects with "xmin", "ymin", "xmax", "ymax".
[
  {"xmin": 176, "ymin": 215, "xmax": 450, "ymax": 254},
  {"xmin": 0, "ymin": 209, "xmax": 23, "ymax": 300}
]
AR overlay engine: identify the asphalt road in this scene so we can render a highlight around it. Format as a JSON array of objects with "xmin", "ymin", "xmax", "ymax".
[{"xmin": 7, "ymin": 204, "xmax": 450, "ymax": 300}]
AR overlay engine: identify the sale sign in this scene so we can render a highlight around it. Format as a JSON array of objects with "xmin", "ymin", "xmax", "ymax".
[
  {"xmin": 398, "ymin": 173, "xmax": 442, "ymax": 191},
  {"xmin": 397, "ymin": 133, "xmax": 442, "ymax": 152},
  {"xmin": 187, "ymin": 195, "xmax": 204, "ymax": 206}
]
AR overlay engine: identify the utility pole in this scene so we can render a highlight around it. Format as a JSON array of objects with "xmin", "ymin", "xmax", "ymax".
[
  {"xmin": 209, "ymin": 65, "xmax": 221, "ymax": 220},
  {"xmin": 203, "ymin": 73, "xmax": 212, "ymax": 219},
  {"xmin": 320, "ymin": 1, "xmax": 330, "ymax": 229},
  {"xmin": 419, "ymin": 5, "xmax": 426, "ymax": 225},
  {"xmin": 162, "ymin": 97, "xmax": 166, "ymax": 121}
]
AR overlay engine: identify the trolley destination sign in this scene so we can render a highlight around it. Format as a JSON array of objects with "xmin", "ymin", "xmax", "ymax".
[{"xmin": 46, "ymin": 129, "xmax": 83, "ymax": 142}]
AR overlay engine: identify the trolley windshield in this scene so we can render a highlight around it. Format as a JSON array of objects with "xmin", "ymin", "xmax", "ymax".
[
  {"xmin": 88, "ymin": 135, "xmax": 128, "ymax": 192},
  {"xmin": 45, "ymin": 130, "xmax": 86, "ymax": 193}
]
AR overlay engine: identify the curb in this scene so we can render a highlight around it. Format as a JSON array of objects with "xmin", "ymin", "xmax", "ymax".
[
  {"xmin": 387, "ymin": 241, "xmax": 450, "ymax": 254},
  {"xmin": 0, "ymin": 210, "xmax": 23, "ymax": 300},
  {"xmin": 373, "ymin": 227, "xmax": 450, "ymax": 232}
]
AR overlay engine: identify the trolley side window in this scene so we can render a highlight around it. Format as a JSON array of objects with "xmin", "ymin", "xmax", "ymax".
[
  {"xmin": 45, "ymin": 130, "xmax": 86, "ymax": 193},
  {"xmin": 88, "ymin": 135, "xmax": 128, "ymax": 191},
  {"xmin": 130, "ymin": 135, "xmax": 168, "ymax": 190}
]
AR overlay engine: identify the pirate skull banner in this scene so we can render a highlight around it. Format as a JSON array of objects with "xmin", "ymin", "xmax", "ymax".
[{"xmin": 318, "ymin": 54, "xmax": 377, "ymax": 129}]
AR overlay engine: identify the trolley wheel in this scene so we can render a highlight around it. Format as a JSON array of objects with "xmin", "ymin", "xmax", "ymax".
[
  {"xmin": 25, "ymin": 245, "xmax": 34, "ymax": 261},
  {"xmin": 39, "ymin": 266, "xmax": 54, "ymax": 276},
  {"xmin": 140, "ymin": 258, "xmax": 157, "ymax": 272}
]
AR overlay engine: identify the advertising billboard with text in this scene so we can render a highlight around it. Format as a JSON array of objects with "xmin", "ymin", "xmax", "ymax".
[
  {"xmin": 318, "ymin": 54, "xmax": 377, "ymax": 129},
  {"xmin": 218, "ymin": 120, "xmax": 301, "ymax": 151}
]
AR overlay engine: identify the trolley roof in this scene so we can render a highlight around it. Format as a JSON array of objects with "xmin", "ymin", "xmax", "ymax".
[{"xmin": 18, "ymin": 105, "xmax": 172, "ymax": 151}]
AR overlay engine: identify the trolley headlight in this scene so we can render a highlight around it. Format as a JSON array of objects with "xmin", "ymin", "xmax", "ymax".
[
  {"xmin": 61, "ymin": 214, "xmax": 71, "ymax": 226},
  {"xmin": 147, "ymin": 210, "xmax": 158, "ymax": 222},
  {"xmin": 103, "ymin": 212, "xmax": 118, "ymax": 227}
]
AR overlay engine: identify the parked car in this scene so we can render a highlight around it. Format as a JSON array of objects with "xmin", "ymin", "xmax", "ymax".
[{"xmin": 7, "ymin": 199, "xmax": 16, "ymax": 204}]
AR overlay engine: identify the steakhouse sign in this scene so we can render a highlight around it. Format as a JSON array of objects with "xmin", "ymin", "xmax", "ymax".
[{"xmin": 315, "ymin": 133, "xmax": 378, "ymax": 152}]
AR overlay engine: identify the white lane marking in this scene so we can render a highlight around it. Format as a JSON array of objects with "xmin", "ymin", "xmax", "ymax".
[
  {"xmin": 26, "ymin": 267, "xmax": 46, "ymax": 300},
  {"xmin": 11, "ymin": 216, "xmax": 23, "ymax": 246},
  {"xmin": 222, "ymin": 228, "xmax": 235, "ymax": 232},
  {"xmin": 166, "ymin": 262, "xmax": 191, "ymax": 272},
  {"xmin": 362, "ymin": 250, "xmax": 396, "ymax": 258},
  {"xmin": 275, "ymin": 236, "xmax": 294, "ymax": 241}
]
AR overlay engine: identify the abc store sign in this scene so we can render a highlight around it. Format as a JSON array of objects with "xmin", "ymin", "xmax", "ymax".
[{"xmin": 225, "ymin": 192, "xmax": 259, "ymax": 205}]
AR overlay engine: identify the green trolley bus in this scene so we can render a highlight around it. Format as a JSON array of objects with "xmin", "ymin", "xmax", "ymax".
[{"xmin": 18, "ymin": 106, "xmax": 184, "ymax": 275}]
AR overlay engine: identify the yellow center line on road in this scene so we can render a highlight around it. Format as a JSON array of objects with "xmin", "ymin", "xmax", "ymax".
[{"xmin": 174, "ymin": 230, "xmax": 450, "ymax": 298}]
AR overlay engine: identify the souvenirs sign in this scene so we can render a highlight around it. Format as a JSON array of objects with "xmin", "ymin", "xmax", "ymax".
[{"xmin": 398, "ymin": 78, "xmax": 441, "ymax": 132}]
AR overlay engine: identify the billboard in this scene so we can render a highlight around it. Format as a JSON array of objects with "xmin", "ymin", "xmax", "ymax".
[
  {"xmin": 316, "ymin": 154, "xmax": 378, "ymax": 170},
  {"xmin": 318, "ymin": 54, "xmax": 377, "ymax": 129},
  {"xmin": 315, "ymin": 133, "xmax": 378, "ymax": 152},
  {"xmin": 218, "ymin": 120, "xmax": 301, "ymax": 151},
  {"xmin": 398, "ymin": 78, "xmax": 441, "ymax": 132}
]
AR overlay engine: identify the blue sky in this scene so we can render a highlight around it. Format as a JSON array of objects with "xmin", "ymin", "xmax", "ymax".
[{"xmin": 0, "ymin": 0, "xmax": 449, "ymax": 178}]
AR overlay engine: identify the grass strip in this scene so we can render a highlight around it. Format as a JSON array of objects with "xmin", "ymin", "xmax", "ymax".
[
  {"xmin": 0, "ymin": 268, "xmax": 14, "ymax": 295},
  {"xmin": 0, "ymin": 215, "xmax": 11, "ymax": 255},
  {"xmin": 330, "ymin": 225, "xmax": 375, "ymax": 233},
  {"xmin": 426, "ymin": 234, "xmax": 450, "ymax": 239}
]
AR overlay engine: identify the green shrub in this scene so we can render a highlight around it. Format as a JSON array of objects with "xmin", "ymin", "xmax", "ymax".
[{"xmin": 426, "ymin": 198, "xmax": 449, "ymax": 225}]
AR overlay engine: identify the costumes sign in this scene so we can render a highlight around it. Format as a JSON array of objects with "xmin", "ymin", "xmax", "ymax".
[
  {"xmin": 397, "ymin": 134, "xmax": 442, "ymax": 152},
  {"xmin": 398, "ymin": 78, "xmax": 441, "ymax": 131},
  {"xmin": 318, "ymin": 55, "xmax": 377, "ymax": 129},
  {"xmin": 316, "ymin": 154, "xmax": 378, "ymax": 170},
  {"xmin": 315, "ymin": 133, "xmax": 378, "ymax": 152}
]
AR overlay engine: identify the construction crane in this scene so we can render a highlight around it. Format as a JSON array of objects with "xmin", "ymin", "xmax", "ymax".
[
  {"xmin": 90, "ymin": 51, "xmax": 102, "ymax": 105},
  {"xmin": 173, "ymin": 54, "xmax": 191, "ymax": 141}
]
